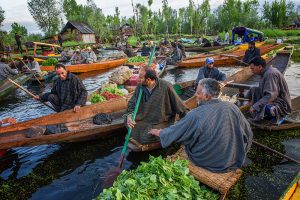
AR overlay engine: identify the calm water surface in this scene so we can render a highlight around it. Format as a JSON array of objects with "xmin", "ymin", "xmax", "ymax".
[{"xmin": 0, "ymin": 61, "xmax": 299, "ymax": 200}]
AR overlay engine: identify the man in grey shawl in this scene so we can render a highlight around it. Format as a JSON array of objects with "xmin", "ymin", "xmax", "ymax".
[
  {"xmin": 149, "ymin": 78, "xmax": 253, "ymax": 172},
  {"xmin": 126, "ymin": 66, "xmax": 188, "ymax": 144},
  {"xmin": 249, "ymin": 57, "xmax": 292, "ymax": 124}
]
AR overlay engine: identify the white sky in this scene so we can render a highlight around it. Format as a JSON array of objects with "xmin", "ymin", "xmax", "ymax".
[{"xmin": 0, "ymin": 0, "xmax": 299, "ymax": 34}]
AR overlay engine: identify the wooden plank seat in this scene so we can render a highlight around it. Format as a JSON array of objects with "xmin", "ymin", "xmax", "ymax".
[{"xmin": 128, "ymin": 138, "xmax": 162, "ymax": 152}]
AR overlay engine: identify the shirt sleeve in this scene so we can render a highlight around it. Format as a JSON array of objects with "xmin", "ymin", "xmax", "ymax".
[
  {"xmin": 195, "ymin": 68, "xmax": 204, "ymax": 85},
  {"xmin": 75, "ymin": 78, "xmax": 87, "ymax": 106},
  {"xmin": 168, "ymin": 84, "xmax": 188, "ymax": 118},
  {"xmin": 252, "ymin": 73, "xmax": 279, "ymax": 111},
  {"xmin": 160, "ymin": 112, "xmax": 197, "ymax": 148},
  {"xmin": 5, "ymin": 65, "xmax": 18, "ymax": 75}
]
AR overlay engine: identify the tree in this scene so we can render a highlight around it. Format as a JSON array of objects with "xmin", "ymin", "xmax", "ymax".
[
  {"xmin": 27, "ymin": 0, "xmax": 60, "ymax": 36},
  {"xmin": 0, "ymin": 6, "xmax": 4, "ymax": 27},
  {"xmin": 11, "ymin": 22, "xmax": 28, "ymax": 36}
]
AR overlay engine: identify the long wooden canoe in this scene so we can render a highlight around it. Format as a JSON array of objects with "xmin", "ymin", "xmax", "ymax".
[
  {"xmin": 40, "ymin": 58, "xmax": 127, "ymax": 73},
  {"xmin": 280, "ymin": 172, "xmax": 300, "ymax": 200},
  {"xmin": 184, "ymin": 45, "xmax": 228, "ymax": 52},
  {"xmin": 0, "ymin": 96, "xmax": 131, "ymax": 149},
  {"xmin": 0, "ymin": 73, "xmax": 33, "ymax": 98},
  {"xmin": 177, "ymin": 43, "xmax": 283, "ymax": 68}
]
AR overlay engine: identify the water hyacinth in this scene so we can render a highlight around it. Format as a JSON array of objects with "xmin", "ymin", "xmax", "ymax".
[{"xmin": 98, "ymin": 156, "xmax": 219, "ymax": 200}]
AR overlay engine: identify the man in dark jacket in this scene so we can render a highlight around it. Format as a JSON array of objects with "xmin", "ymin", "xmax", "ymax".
[
  {"xmin": 141, "ymin": 43, "xmax": 151, "ymax": 56},
  {"xmin": 15, "ymin": 33, "xmax": 22, "ymax": 53},
  {"xmin": 243, "ymin": 41, "xmax": 261, "ymax": 64},
  {"xmin": 34, "ymin": 64, "xmax": 87, "ymax": 112}
]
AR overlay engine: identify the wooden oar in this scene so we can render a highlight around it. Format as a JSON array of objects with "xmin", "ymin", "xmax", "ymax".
[
  {"xmin": 7, "ymin": 78, "xmax": 55, "ymax": 111},
  {"xmin": 19, "ymin": 59, "xmax": 44, "ymax": 87},
  {"xmin": 253, "ymin": 140, "xmax": 300, "ymax": 166},
  {"xmin": 220, "ymin": 54, "xmax": 249, "ymax": 66}
]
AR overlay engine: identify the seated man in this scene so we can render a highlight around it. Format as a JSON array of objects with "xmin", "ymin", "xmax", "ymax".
[
  {"xmin": 125, "ymin": 67, "xmax": 188, "ymax": 144},
  {"xmin": 149, "ymin": 78, "xmax": 253, "ymax": 172},
  {"xmin": 0, "ymin": 58, "xmax": 18, "ymax": 81},
  {"xmin": 194, "ymin": 57, "xmax": 226, "ymax": 88},
  {"xmin": 70, "ymin": 49, "xmax": 86, "ymax": 64},
  {"xmin": 243, "ymin": 41, "xmax": 260, "ymax": 64},
  {"xmin": 85, "ymin": 47, "xmax": 97, "ymax": 63},
  {"xmin": 141, "ymin": 43, "xmax": 151, "ymax": 56},
  {"xmin": 249, "ymin": 57, "xmax": 292, "ymax": 124},
  {"xmin": 35, "ymin": 64, "xmax": 87, "ymax": 112},
  {"xmin": 166, "ymin": 42, "xmax": 183, "ymax": 65},
  {"xmin": 123, "ymin": 44, "xmax": 137, "ymax": 58},
  {"xmin": 28, "ymin": 56, "xmax": 42, "ymax": 74}
]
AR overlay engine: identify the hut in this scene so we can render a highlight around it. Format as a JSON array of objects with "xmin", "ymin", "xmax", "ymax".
[
  {"xmin": 120, "ymin": 23, "xmax": 133, "ymax": 41},
  {"xmin": 60, "ymin": 21, "xmax": 96, "ymax": 43}
]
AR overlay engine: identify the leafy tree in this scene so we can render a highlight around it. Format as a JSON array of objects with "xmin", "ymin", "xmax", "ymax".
[
  {"xmin": 11, "ymin": 22, "xmax": 28, "ymax": 36},
  {"xmin": 27, "ymin": 0, "xmax": 60, "ymax": 36}
]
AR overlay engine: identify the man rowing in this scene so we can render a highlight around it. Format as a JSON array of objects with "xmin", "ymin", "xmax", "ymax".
[
  {"xmin": 248, "ymin": 57, "xmax": 292, "ymax": 124},
  {"xmin": 149, "ymin": 78, "xmax": 253, "ymax": 172},
  {"xmin": 243, "ymin": 41, "xmax": 261, "ymax": 64},
  {"xmin": 125, "ymin": 66, "xmax": 188, "ymax": 144},
  {"xmin": 194, "ymin": 57, "xmax": 226, "ymax": 88},
  {"xmin": 34, "ymin": 64, "xmax": 87, "ymax": 112}
]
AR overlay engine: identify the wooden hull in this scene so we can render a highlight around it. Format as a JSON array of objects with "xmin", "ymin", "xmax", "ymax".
[
  {"xmin": 280, "ymin": 172, "xmax": 300, "ymax": 200},
  {"xmin": 184, "ymin": 45, "xmax": 227, "ymax": 52},
  {"xmin": 0, "ymin": 96, "xmax": 131, "ymax": 149},
  {"xmin": 40, "ymin": 58, "xmax": 127, "ymax": 73},
  {"xmin": 0, "ymin": 73, "xmax": 33, "ymax": 98},
  {"xmin": 178, "ymin": 43, "xmax": 283, "ymax": 68},
  {"xmin": 128, "ymin": 138, "xmax": 162, "ymax": 152}
]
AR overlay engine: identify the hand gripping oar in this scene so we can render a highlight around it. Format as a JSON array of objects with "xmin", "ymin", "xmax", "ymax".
[
  {"xmin": 102, "ymin": 45, "xmax": 156, "ymax": 189},
  {"xmin": 8, "ymin": 78, "xmax": 56, "ymax": 111}
]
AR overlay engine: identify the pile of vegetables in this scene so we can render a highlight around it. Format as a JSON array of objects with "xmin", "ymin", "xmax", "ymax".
[
  {"xmin": 127, "ymin": 56, "xmax": 146, "ymax": 63},
  {"xmin": 90, "ymin": 84, "xmax": 125, "ymax": 103},
  {"xmin": 42, "ymin": 58, "xmax": 58, "ymax": 66},
  {"xmin": 98, "ymin": 156, "xmax": 219, "ymax": 200}
]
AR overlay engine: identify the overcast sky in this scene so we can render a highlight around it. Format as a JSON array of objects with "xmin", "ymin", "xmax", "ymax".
[{"xmin": 0, "ymin": 0, "xmax": 299, "ymax": 34}]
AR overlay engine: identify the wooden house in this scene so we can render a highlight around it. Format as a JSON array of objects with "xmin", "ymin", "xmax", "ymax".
[{"xmin": 60, "ymin": 21, "xmax": 96, "ymax": 43}]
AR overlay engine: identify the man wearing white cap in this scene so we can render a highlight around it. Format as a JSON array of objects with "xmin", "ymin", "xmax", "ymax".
[
  {"xmin": 85, "ymin": 47, "xmax": 97, "ymax": 63},
  {"xmin": 194, "ymin": 57, "xmax": 226, "ymax": 88}
]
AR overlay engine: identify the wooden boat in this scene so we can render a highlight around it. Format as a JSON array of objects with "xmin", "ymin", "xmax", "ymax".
[
  {"xmin": 168, "ymin": 147, "xmax": 243, "ymax": 199},
  {"xmin": 25, "ymin": 42, "xmax": 61, "ymax": 60},
  {"xmin": 280, "ymin": 172, "xmax": 300, "ymax": 200},
  {"xmin": 0, "ymin": 73, "xmax": 33, "ymax": 98},
  {"xmin": 128, "ymin": 138, "xmax": 161, "ymax": 152},
  {"xmin": 40, "ymin": 58, "xmax": 127, "ymax": 73},
  {"xmin": 0, "ymin": 97, "xmax": 131, "ymax": 149},
  {"xmin": 177, "ymin": 43, "xmax": 283, "ymax": 68}
]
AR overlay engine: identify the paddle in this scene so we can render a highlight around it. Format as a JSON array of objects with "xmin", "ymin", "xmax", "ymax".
[
  {"xmin": 102, "ymin": 45, "xmax": 156, "ymax": 189},
  {"xmin": 220, "ymin": 54, "xmax": 249, "ymax": 66},
  {"xmin": 253, "ymin": 140, "xmax": 300, "ymax": 166},
  {"xmin": 7, "ymin": 78, "xmax": 56, "ymax": 111}
]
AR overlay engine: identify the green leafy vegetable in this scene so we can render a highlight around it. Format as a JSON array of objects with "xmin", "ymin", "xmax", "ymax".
[
  {"xmin": 42, "ymin": 58, "xmax": 58, "ymax": 66},
  {"xmin": 127, "ymin": 56, "xmax": 146, "ymax": 63},
  {"xmin": 100, "ymin": 84, "xmax": 124, "ymax": 96},
  {"xmin": 97, "ymin": 156, "xmax": 219, "ymax": 200},
  {"xmin": 90, "ymin": 93, "xmax": 106, "ymax": 103}
]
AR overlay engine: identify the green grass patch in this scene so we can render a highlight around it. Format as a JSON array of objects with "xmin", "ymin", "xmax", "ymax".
[{"xmin": 262, "ymin": 29, "xmax": 300, "ymax": 38}]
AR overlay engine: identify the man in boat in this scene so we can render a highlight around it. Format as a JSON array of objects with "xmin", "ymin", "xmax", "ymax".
[
  {"xmin": 125, "ymin": 66, "xmax": 188, "ymax": 144},
  {"xmin": 141, "ymin": 43, "xmax": 151, "ymax": 56},
  {"xmin": 194, "ymin": 37, "xmax": 202, "ymax": 44},
  {"xmin": 242, "ymin": 41, "xmax": 261, "ymax": 64},
  {"xmin": 0, "ymin": 58, "xmax": 18, "ymax": 81},
  {"xmin": 70, "ymin": 49, "xmax": 86, "ymax": 64},
  {"xmin": 14, "ymin": 33, "xmax": 22, "ymax": 53},
  {"xmin": 123, "ymin": 43, "xmax": 137, "ymax": 58},
  {"xmin": 175, "ymin": 39, "xmax": 186, "ymax": 58},
  {"xmin": 28, "ymin": 56, "xmax": 42, "ymax": 74},
  {"xmin": 194, "ymin": 57, "xmax": 226, "ymax": 88},
  {"xmin": 84, "ymin": 47, "xmax": 97, "ymax": 63},
  {"xmin": 34, "ymin": 64, "xmax": 87, "ymax": 112},
  {"xmin": 166, "ymin": 42, "xmax": 183, "ymax": 65},
  {"xmin": 149, "ymin": 78, "xmax": 253, "ymax": 172},
  {"xmin": 224, "ymin": 30, "xmax": 230, "ymax": 44},
  {"xmin": 0, "ymin": 117, "xmax": 17, "ymax": 126},
  {"xmin": 248, "ymin": 56, "xmax": 292, "ymax": 124}
]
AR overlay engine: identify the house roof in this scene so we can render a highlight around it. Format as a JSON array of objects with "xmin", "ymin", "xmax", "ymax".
[{"xmin": 61, "ymin": 21, "xmax": 95, "ymax": 34}]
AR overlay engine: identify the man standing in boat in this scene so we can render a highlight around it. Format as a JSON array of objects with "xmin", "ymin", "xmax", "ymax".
[
  {"xmin": 194, "ymin": 57, "xmax": 226, "ymax": 89},
  {"xmin": 149, "ymin": 78, "xmax": 253, "ymax": 172},
  {"xmin": 34, "ymin": 64, "xmax": 87, "ymax": 113},
  {"xmin": 243, "ymin": 41, "xmax": 261, "ymax": 64},
  {"xmin": 0, "ymin": 58, "xmax": 18, "ymax": 81},
  {"xmin": 248, "ymin": 57, "xmax": 292, "ymax": 125},
  {"xmin": 125, "ymin": 66, "xmax": 188, "ymax": 144}
]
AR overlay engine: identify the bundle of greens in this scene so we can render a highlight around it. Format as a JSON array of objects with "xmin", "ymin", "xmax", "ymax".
[
  {"xmin": 42, "ymin": 58, "xmax": 58, "ymax": 66},
  {"xmin": 91, "ymin": 84, "xmax": 125, "ymax": 103},
  {"xmin": 100, "ymin": 85, "xmax": 125, "ymax": 97},
  {"xmin": 90, "ymin": 93, "xmax": 106, "ymax": 103},
  {"xmin": 127, "ymin": 56, "xmax": 146, "ymax": 63},
  {"xmin": 98, "ymin": 156, "xmax": 219, "ymax": 200}
]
